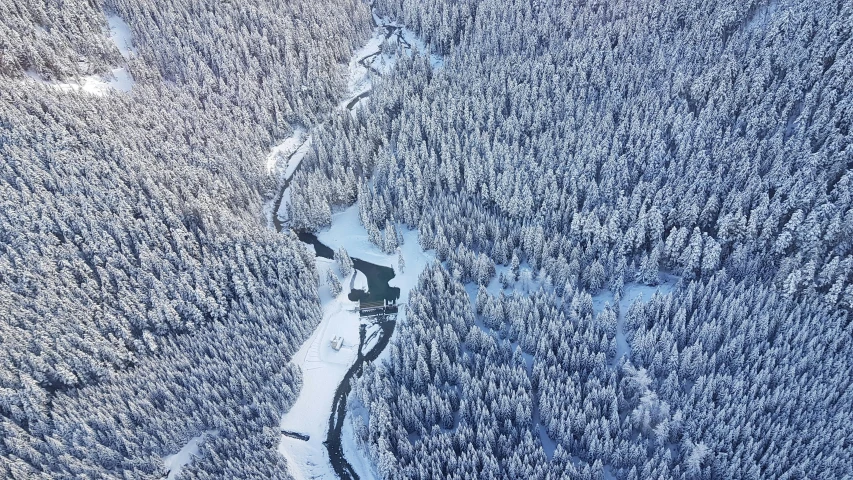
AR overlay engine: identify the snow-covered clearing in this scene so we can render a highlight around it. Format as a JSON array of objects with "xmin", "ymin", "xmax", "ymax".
[
  {"xmin": 341, "ymin": 410, "xmax": 377, "ymax": 480},
  {"xmin": 279, "ymin": 203, "xmax": 434, "ymax": 479},
  {"xmin": 345, "ymin": 34, "xmax": 385, "ymax": 106},
  {"xmin": 163, "ymin": 430, "xmax": 217, "ymax": 480},
  {"xmin": 267, "ymin": 132, "xmax": 311, "ymax": 227},
  {"xmin": 315, "ymin": 204, "xmax": 434, "ymax": 367},
  {"xmin": 361, "ymin": 322, "xmax": 382, "ymax": 357},
  {"xmin": 351, "ymin": 270, "xmax": 369, "ymax": 292},
  {"xmin": 277, "ymin": 254, "xmax": 361, "ymax": 479},
  {"xmin": 25, "ymin": 67, "xmax": 134, "ymax": 96},
  {"xmin": 266, "ymin": 128, "xmax": 310, "ymax": 176},
  {"xmin": 23, "ymin": 13, "xmax": 136, "ymax": 96},
  {"xmin": 99, "ymin": 68, "xmax": 134, "ymax": 92},
  {"xmin": 317, "ymin": 204, "xmax": 433, "ymax": 308},
  {"xmin": 107, "ymin": 13, "xmax": 137, "ymax": 59}
]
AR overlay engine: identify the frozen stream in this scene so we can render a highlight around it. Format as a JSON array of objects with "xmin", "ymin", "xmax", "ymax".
[
  {"xmin": 278, "ymin": 205, "xmax": 434, "ymax": 480},
  {"xmin": 269, "ymin": 10, "xmax": 442, "ymax": 233},
  {"xmin": 292, "ymin": 229, "xmax": 398, "ymax": 480},
  {"xmin": 269, "ymin": 8, "xmax": 441, "ymax": 479}
]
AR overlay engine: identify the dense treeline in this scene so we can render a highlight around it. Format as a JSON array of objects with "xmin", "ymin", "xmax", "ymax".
[
  {"xmin": 103, "ymin": 0, "xmax": 371, "ymax": 138},
  {"xmin": 0, "ymin": 1, "xmax": 120, "ymax": 78},
  {"xmin": 350, "ymin": 265, "xmax": 851, "ymax": 479},
  {"xmin": 1, "ymin": 0, "xmax": 372, "ymax": 477},
  {"xmin": 289, "ymin": 0, "xmax": 853, "ymax": 477},
  {"xmin": 295, "ymin": 0, "xmax": 853, "ymax": 308}
]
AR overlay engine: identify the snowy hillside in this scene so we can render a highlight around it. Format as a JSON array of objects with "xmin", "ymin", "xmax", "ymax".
[
  {"xmin": 0, "ymin": 0, "xmax": 372, "ymax": 478},
  {"xmin": 288, "ymin": 0, "xmax": 853, "ymax": 478},
  {"xmin": 1, "ymin": 0, "xmax": 851, "ymax": 479}
]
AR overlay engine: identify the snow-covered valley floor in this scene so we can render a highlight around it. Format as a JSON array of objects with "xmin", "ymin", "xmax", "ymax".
[
  {"xmin": 275, "ymin": 12, "xmax": 442, "ymax": 479},
  {"xmin": 278, "ymin": 204, "xmax": 434, "ymax": 480}
]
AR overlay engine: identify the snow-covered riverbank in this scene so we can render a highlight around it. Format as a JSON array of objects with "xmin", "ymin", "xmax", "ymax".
[
  {"xmin": 277, "ymin": 253, "xmax": 361, "ymax": 480},
  {"xmin": 268, "ymin": 10, "xmax": 442, "ymax": 231},
  {"xmin": 278, "ymin": 204, "xmax": 434, "ymax": 479},
  {"xmin": 275, "ymin": 10, "xmax": 442, "ymax": 478}
]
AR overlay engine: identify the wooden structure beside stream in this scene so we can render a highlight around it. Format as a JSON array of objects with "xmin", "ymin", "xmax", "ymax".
[{"xmin": 358, "ymin": 299, "xmax": 398, "ymax": 318}]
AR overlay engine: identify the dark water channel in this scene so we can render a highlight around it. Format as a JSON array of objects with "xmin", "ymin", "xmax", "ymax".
[
  {"xmin": 297, "ymin": 231, "xmax": 400, "ymax": 304},
  {"xmin": 326, "ymin": 318, "xmax": 396, "ymax": 480},
  {"xmin": 272, "ymin": 11, "xmax": 417, "ymax": 478},
  {"xmin": 293, "ymin": 231, "xmax": 399, "ymax": 480},
  {"xmin": 349, "ymin": 257, "xmax": 400, "ymax": 303}
]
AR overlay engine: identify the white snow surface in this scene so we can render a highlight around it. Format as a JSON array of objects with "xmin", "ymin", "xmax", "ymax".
[
  {"xmin": 317, "ymin": 204, "xmax": 433, "ymax": 309},
  {"xmin": 346, "ymin": 34, "xmax": 384, "ymax": 103},
  {"xmin": 25, "ymin": 68, "xmax": 134, "ymax": 96},
  {"xmin": 23, "ymin": 14, "xmax": 136, "ymax": 96},
  {"xmin": 163, "ymin": 430, "xmax": 217, "ymax": 480},
  {"xmin": 361, "ymin": 322, "xmax": 382, "ymax": 356},
  {"xmin": 107, "ymin": 13, "xmax": 137, "ymax": 59},
  {"xmin": 397, "ymin": 24, "xmax": 444, "ymax": 69},
  {"xmin": 278, "ymin": 204, "xmax": 434, "ymax": 479},
  {"xmin": 278, "ymin": 254, "xmax": 360, "ymax": 479},
  {"xmin": 96, "ymin": 67, "xmax": 134, "ymax": 93},
  {"xmin": 275, "ymin": 187, "xmax": 292, "ymax": 226},
  {"xmin": 342, "ymin": 410, "xmax": 379, "ymax": 480},
  {"xmin": 273, "ymin": 136, "xmax": 312, "ymax": 225},
  {"xmin": 266, "ymin": 128, "xmax": 310, "ymax": 176},
  {"xmin": 271, "ymin": 133, "xmax": 311, "ymax": 227},
  {"xmin": 351, "ymin": 270, "xmax": 369, "ymax": 292}
]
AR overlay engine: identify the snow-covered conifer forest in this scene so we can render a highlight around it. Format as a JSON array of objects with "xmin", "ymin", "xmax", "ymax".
[
  {"xmin": 2, "ymin": 0, "xmax": 852, "ymax": 479},
  {"xmin": 1, "ymin": 0, "xmax": 371, "ymax": 477}
]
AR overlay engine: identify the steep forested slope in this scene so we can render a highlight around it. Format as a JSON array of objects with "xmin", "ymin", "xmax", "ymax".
[
  {"xmin": 0, "ymin": 0, "xmax": 372, "ymax": 477},
  {"xmin": 297, "ymin": 0, "xmax": 853, "ymax": 309},
  {"xmin": 290, "ymin": 0, "xmax": 853, "ymax": 478}
]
